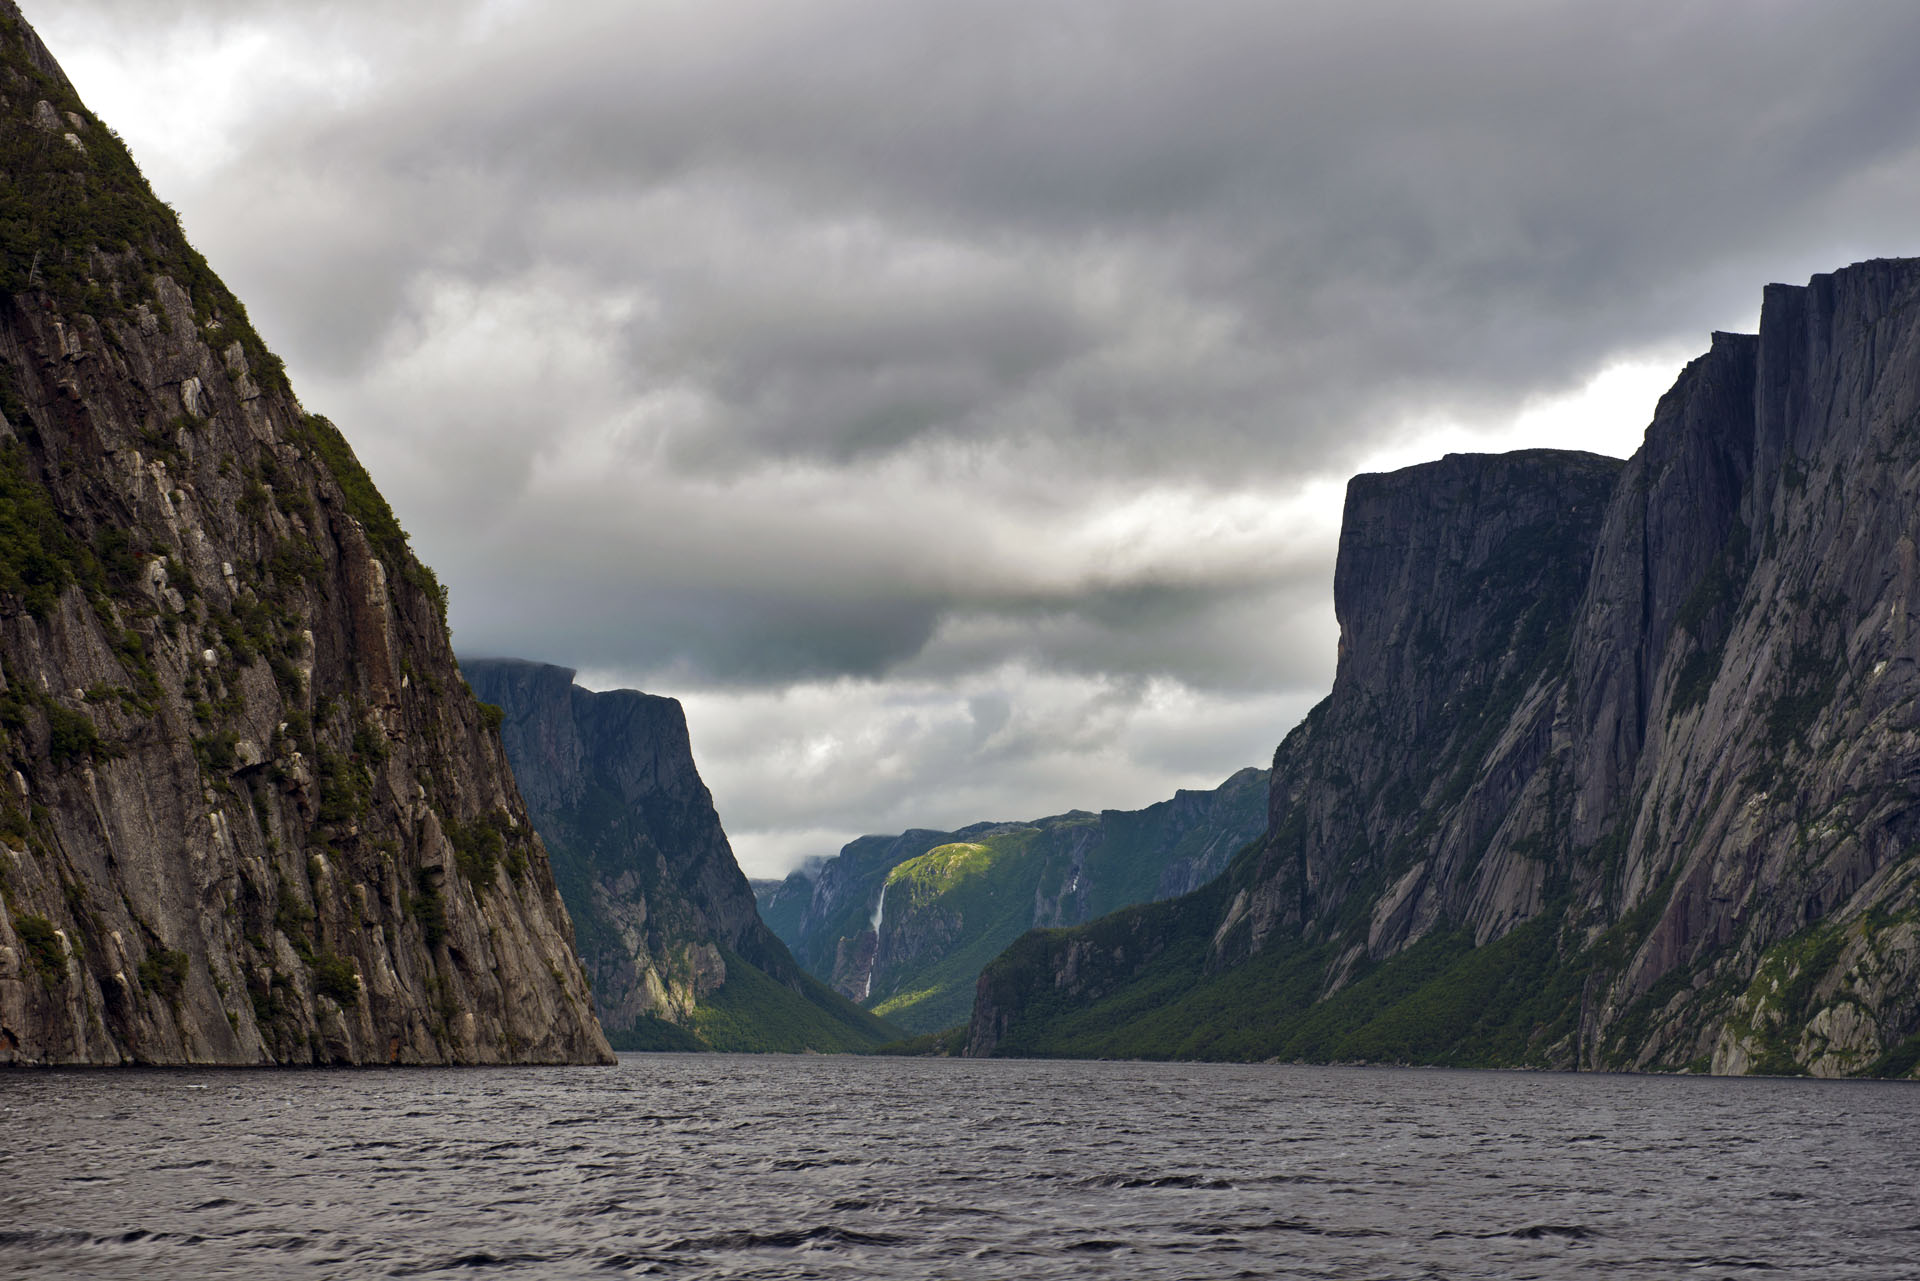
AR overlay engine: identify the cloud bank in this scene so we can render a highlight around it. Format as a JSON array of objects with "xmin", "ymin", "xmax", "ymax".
[{"xmin": 30, "ymin": 0, "xmax": 1920, "ymax": 871}]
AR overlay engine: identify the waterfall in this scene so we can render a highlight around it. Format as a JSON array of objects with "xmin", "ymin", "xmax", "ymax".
[{"xmin": 860, "ymin": 882, "xmax": 889, "ymax": 1003}]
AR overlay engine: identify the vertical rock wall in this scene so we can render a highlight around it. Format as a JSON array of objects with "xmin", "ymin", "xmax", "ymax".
[
  {"xmin": 968, "ymin": 259, "xmax": 1920, "ymax": 1076},
  {"xmin": 0, "ymin": 3, "xmax": 610, "ymax": 1064},
  {"xmin": 462, "ymin": 658, "xmax": 896, "ymax": 1052}
]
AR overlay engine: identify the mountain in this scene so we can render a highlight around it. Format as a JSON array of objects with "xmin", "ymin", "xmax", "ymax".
[
  {"xmin": 967, "ymin": 260, "xmax": 1920, "ymax": 1079},
  {"xmin": 0, "ymin": 6, "xmax": 608, "ymax": 1064},
  {"xmin": 460, "ymin": 659, "xmax": 898, "ymax": 1052},
  {"xmin": 758, "ymin": 767, "xmax": 1267, "ymax": 1033}
]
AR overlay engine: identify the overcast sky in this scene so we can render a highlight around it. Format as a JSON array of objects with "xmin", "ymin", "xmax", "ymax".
[{"xmin": 29, "ymin": 0, "xmax": 1920, "ymax": 875}]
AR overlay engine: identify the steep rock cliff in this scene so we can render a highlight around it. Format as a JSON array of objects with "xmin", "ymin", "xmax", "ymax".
[
  {"xmin": 968, "ymin": 260, "xmax": 1920, "ymax": 1079},
  {"xmin": 0, "ymin": 6, "xmax": 610, "ymax": 1065},
  {"xmin": 462, "ymin": 659, "xmax": 897, "ymax": 1052},
  {"xmin": 760, "ymin": 767, "xmax": 1267, "ymax": 1033}
]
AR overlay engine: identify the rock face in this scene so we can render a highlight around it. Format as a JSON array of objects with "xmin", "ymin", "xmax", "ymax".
[
  {"xmin": 967, "ymin": 260, "xmax": 1920, "ymax": 1079},
  {"xmin": 0, "ymin": 6, "xmax": 610, "ymax": 1065},
  {"xmin": 759, "ymin": 767, "xmax": 1267, "ymax": 1033},
  {"xmin": 461, "ymin": 659, "xmax": 898, "ymax": 1052}
]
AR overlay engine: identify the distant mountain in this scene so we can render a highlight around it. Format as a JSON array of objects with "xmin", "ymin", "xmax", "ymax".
[
  {"xmin": 967, "ymin": 261, "xmax": 1920, "ymax": 1079},
  {"xmin": 462, "ymin": 659, "xmax": 898, "ymax": 1052},
  {"xmin": 756, "ymin": 768, "xmax": 1267, "ymax": 1033},
  {"xmin": 0, "ymin": 5, "xmax": 607, "ymax": 1065}
]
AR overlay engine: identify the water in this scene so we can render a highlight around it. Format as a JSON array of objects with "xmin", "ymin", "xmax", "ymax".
[
  {"xmin": 3, "ymin": 1055, "xmax": 1915, "ymax": 1279},
  {"xmin": 862, "ymin": 885, "xmax": 888, "ymax": 1000}
]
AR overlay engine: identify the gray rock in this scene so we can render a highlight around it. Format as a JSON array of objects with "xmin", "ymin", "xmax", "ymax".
[
  {"xmin": 0, "ymin": 5, "xmax": 609, "ymax": 1067},
  {"xmin": 967, "ymin": 259, "xmax": 1920, "ymax": 1077},
  {"xmin": 462, "ymin": 658, "xmax": 895, "ymax": 1051}
]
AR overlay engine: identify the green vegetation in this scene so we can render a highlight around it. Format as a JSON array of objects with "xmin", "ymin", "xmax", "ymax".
[
  {"xmin": 765, "ymin": 770, "xmax": 1266, "ymax": 1037},
  {"xmin": 309, "ymin": 952, "xmax": 362, "ymax": 1006},
  {"xmin": 0, "ymin": 13, "xmax": 288, "ymax": 388},
  {"xmin": 780, "ymin": 831, "xmax": 958, "ymax": 983},
  {"xmin": 313, "ymin": 746, "xmax": 370, "ymax": 829},
  {"xmin": 686, "ymin": 948, "xmax": 901, "ymax": 1053},
  {"xmin": 891, "ymin": 841, "xmax": 996, "ymax": 897},
  {"xmin": 351, "ymin": 720, "xmax": 388, "ymax": 767},
  {"xmin": 1720, "ymin": 922, "xmax": 1849, "ymax": 1076},
  {"xmin": 44, "ymin": 701, "xmax": 105, "ymax": 765},
  {"xmin": 1078, "ymin": 768, "xmax": 1267, "ymax": 919},
  {"xmin": 964, "ymin": 464, "xmax": 1649, "ymax": 1064},
  {"xmin": 1673, "ymin": 524, "xmax": 1747, "ymax": 637},
  {"xmin": 247, "ymin": 970, "xmax": 299, "ymax": 1050},
  {"xmin": 444, "ymin": 809, "xmax": 528, "ymax": 887},
  {"xmin": 1667, "ymin": 638, "xmax": 1726, "ymax": 720},
  {"xmin": 591, "ymin": 939, "xmax": 901, "ymax": 1053},
  {"xmin": 136, "ymin": 946, "xmax": 188, "ymax": 1005},
  {"xmin": 865, "ymin": 834, "xmax": 1055, "ymax": 1032},
  {"xmin": 1766, "ymin": 640, "xmax": 1845, "ymax": 752},
  {"xmin": 411, "ymin": 868, "xmax": 448, "ymax": 949},
  {"xmin": 852, "ymin": 776, "xmax": 1266, "ymax": 1033},
  {"xmin": 266, "ymin": 539, "xmax": 324, "ymax": 595},
  {"xmin": 605, "ymin": 1015, "xmax": 707, "ymax": 1053},
  {"xmin": 14, "ymin": 911, "xmax": 65, "ymax": 982},
  {"xmin": 0, "ymin": 442, "xmax": 87, "ymax": 616},
  {"xmin": 983, "ymin": 892, "xmax": 1591, "ymax": 1065},
  {"xmin": 0, "ymin": 798, "xmax": 29, "ymax": 845},
  {"xmin": 0, "ymin": 357, "xmax": 23, "ymax": 423},
  {"xmin": 0, "ymin": 661, "xmax": 113, "ymax": 770},
  {"xmin": 866, "ymin": 1024, "xmax": 967, "ymax": 1056},
  {"xmin": 273, "ymin": 883, "xmax": 315, "ymax": 944},
  {"xmin": 192, "ymin": 730, "xmax": 238, "ymax": 774},
  {"xmin": 1869, "ymin": 1030, "xmax": 1920, "ymax": 1079},
  {"xmin": 290, "ymin": 413, "xmax": 448, "ymax": 626},
  {"xmin": 264, "ymin": 870, "xmax": 363, "ymax": 1007}
]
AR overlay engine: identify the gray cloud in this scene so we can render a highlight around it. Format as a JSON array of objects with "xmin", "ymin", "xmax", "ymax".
[
  {"xmin": 31, "ymin": 0, "xmax": 1920, "ymax": 867},
  {"xmin": 183, "ymin": 0, "xmax": 1920, "ymax": 477},
  {"xmin": 647, "ymin": 666, "xmax": 1314, "ymax": 874}
]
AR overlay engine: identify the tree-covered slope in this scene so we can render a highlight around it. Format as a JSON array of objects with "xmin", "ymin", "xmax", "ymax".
[{"xmin": 758, "ymin": 767, "xmax": 1267, "ymax": 1034}]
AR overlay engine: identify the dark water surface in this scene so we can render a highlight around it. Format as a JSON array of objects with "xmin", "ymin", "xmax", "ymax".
[{"xmin": 3, "ymin": 1054, "xmax": 1915, "ymax": 1279}]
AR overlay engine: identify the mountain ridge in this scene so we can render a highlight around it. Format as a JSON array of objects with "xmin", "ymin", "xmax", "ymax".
[
  {"xmin": 967, "ymin": 259, "xmax": 1920, "ymax": 1077},
  {"xmin": 462, "ymin": 657, "xmax": 898, "ymax": 1052},
  {"xmin": 0, "ymin": 4, "xmax": 609, "ymax": 1065},
  {"xmin": 758, "ymin": 765, "xmax": 1268, "ymax": 1033}
]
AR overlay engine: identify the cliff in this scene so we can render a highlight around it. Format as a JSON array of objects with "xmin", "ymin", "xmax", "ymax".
[
  {"xmin": 0, "ymin": 6, "xmax": 610, "ymax": 1064},
  {"xmin": 967, "ymin": 260, "xmax": 1920, "ymax": 1079},
  {"xmin": 461, "ymin": 659, "xmax": 898, "ymax": 1052},
  {"xmin": 759, "ymin": 766, "xmax": 1267, "ymax": 1033}
]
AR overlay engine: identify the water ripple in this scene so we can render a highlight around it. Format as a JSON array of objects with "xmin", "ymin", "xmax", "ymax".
[{"xmin": 2, "ymin": 1057, "xmax": 1915, "ymax": 1278}]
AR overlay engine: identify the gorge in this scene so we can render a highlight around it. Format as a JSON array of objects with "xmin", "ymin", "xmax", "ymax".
[
  {"xmin": 756, "ymin": 766, "xmax": 1267, "ymax": 1034},
  {"xmin": 461, "ymin": 658, "xmax": 895, "ymax": 1053},
  {"xmin": 4, "ymin": 0, "xmax": 1918, "ymax": 1081}
]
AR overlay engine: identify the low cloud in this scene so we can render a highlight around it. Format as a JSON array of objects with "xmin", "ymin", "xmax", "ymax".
[{"xmin": 606, "ymin": 664, "xmax": 1315, "ymax": 877}]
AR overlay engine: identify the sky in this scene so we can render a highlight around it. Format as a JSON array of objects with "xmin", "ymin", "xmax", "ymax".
[{"xmin": 27, "ymin": 0, "xmax": 1920, "ymax": 876}]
